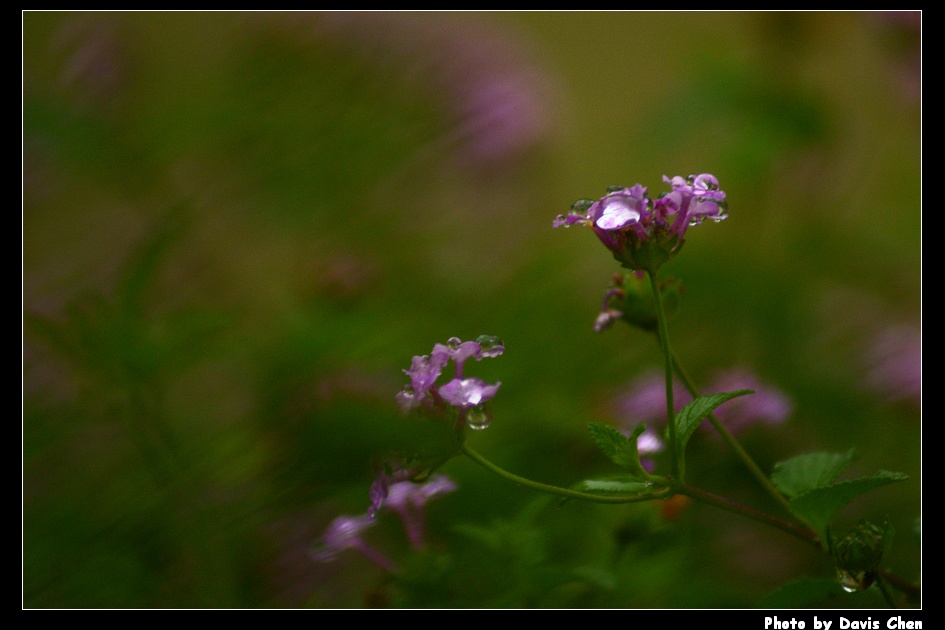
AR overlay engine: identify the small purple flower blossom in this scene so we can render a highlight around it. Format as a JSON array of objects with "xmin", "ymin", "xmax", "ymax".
[
  {"xmin": 398, "ymin": 336, "xmax": 504, "ymax": 430},
  {"xmin": 438, "ymin": 378, "xmax": 502, "ymax": 408},
  {"xmin": 554, "ymin": 175, "xmax": 727, "ymax": 272},
  {"xmin": 632, "ymin": 426, "xmax": 666, "ymax": 472},
  {"xmin": 317, "ymin": 472, "xmax": 458, "ymax": 568},
  {"xmin": 368, "ymin": 463, "xmax": 417, "ymax": 518},
  {"xmin": 312, "ymin": 514, "xmax": 397, "ymax": 572},
  {"xmin": 383, "ymin": 474, "xmax": 458, "ymax": 549},
  {"xmin": 658, "ymin": 174, "xmax": 728, "ymax": 237},
  {"xmin": 594, "ymin": 286, "xmax": 627, "ymax": 333},
  {"xmin": 636, "ymin": 428, "xmax": 666, "ymax": 455},
  {"xmin": 403, "ymin": 352, "xmax": 450, "ymax": 402}
]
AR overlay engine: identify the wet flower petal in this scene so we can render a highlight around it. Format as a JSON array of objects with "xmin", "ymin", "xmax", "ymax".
[
  {"xmin": 382, "ymin": 474, "xmax": 458, "ymax": 550},
  {"xmin": 438, "ymin": 377, "xmax": 501, "ymax": 408},
  {"xmin": 555, "ymin": 176, "xmax": 726, "ymax": 271},
  {"xmin": 312, "ymin": 514, "xmax": 377, "ymax": 562},
  {"xmin": 404, "ymin": 352, "xmax": 449, "ymax": 400},
  {"xmin": 385, "ymin": 474, "xmax": 458, "ymax": 511}
]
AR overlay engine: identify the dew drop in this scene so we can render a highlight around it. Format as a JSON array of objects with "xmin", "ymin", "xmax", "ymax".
[
  {"xmin": 446, "ymin": 337, "xmax": 463, "ymax": 350},
  {"xmin": 836, "ymin": 569, "xmax": 866, "ymax": 593},
  {"xmin": 570, "ymin": 198, "xmax": 596, "ymax": 214},
  {"xmin": 466, "ymin": 404, "xmax": 493, "ymax": 431},
  {"xmin": 606, "ymin": 185, "xmax": 625, "ymax": 193},
  {"xmin": 396, "ymin": 385, "xmax": 417, "ymax": 413},
  {"xmin": 474, "ymin": 334, "xmax": 504, "ymax": 358}
]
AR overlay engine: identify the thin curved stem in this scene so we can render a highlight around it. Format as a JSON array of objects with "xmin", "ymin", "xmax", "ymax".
[
  {"xmin": 461, "ymin": 444, "xmax": 819, "ymax": 547},
  {"xmin": 670, "ymin": 353, "xmax": 794, "ymax": 515},
  {"xmin": 460, "ymin": 444, "xmax": 669, "ymax": 505},
  {"xmin": 876, "ymin": 575, "xmax": 898, "ymax": 609},
  {"xmin": 879, "ymin": 569, "xmax": 921, "ymax": 604},
  {"xmin": 675, "ymin": 482, "xmax": 821, "ymax": 548}
]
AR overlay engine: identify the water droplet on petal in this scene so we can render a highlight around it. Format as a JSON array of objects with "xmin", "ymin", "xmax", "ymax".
[
  {"xmin": 446, "ymin": 337, "xmax": 462, "ymax": 350},
  {"xmin": 837, "ymin": 569, "xmax": 864, "ymax": 593},
  {"xmin": 474, "ymin": 334, "xmax": 504, "ymax": 358},
  {"xmin": 396, "ymin": 385, "xmax": 417, "ymax": 413},
  {"xmin": 606, "ymin": 185, "xmax": 625, "ymax": 193},
  {"xmin": 466, "ymin": 404, "xmax": 493, "ymax": 431},
  {"xmin": 570, "ymin": 198, "xmax": 595, "ymax": 214}
]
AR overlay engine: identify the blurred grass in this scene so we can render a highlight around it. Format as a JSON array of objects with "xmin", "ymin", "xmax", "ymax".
[{"xmin": 23, "ymin": 11, "xmax": 920, "ymax": 608}]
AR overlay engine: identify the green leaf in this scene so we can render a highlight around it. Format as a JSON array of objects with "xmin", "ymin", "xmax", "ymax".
[
  {"xmin": 788, "ymin": 471, "xmax": 909, "ymax": 540},
  {"xmin": 570, "ymin": 475, "xmax": 655, "ymax": 496},
  {"xmin": 673, "ymin": 389, "xmax": 753, "ymax": 457},
  {"xmin": 587, "ymin": 422, "xmax": 637, "ymax": 469},
  {"xmin": 771, "ymin": 449, "xmax": 857, "ymax": 499}
]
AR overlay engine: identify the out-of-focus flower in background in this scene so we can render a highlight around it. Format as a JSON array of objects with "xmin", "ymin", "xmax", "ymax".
[
  {"xmin": 613, "ymin": 367, "xmax": 792, "ymax": 435},
  {"xmin": 312, "ymin": 514, "xmax": 396, "ymax": 572},
  {"xmin": 276, "ymin": 11, "xmax": 558, "ymax": 172},
  {"xmin": 861, "ymin": 324, "xmax": 921, "ymax": 407},
  {"xmin": 868, "ymin": 11, "xmax": 921, "ymax": 104},
  {"xmin": 51, "ymin": 15, "xmax": 127, "ymax": 110},
  {"xmin": 703, "ymin": 368, "xmax": 793, "ymax": 434},
  {"xmin": 382, "ymin": 474, "xmax": 457, "ymax": 550}
]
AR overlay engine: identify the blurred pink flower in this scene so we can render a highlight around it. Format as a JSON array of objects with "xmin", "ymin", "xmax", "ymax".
[
  {"xmin": 293, "ymin": 12, "xmax": 558, "ymax": 169},
  {"xmin": 862, "ymin": 325, "xmax": 921, "ymax": 406},
  {"xmin": 614, "ymin": 367, "xmax": 792, "ymax": 434}
]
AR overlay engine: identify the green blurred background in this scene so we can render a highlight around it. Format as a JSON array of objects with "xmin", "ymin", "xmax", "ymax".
[{"xmin": 23, "ymin": 11, "xmax": 920, "ymax": 608}]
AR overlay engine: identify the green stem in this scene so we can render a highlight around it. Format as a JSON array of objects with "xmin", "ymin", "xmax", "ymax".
[
  {"xmin": 671, "ymin": 353, "xmax": 794, "ymax": 515},
  {"xmin": 462, "ymin": 442, "xmax": 820, "ymax": 547},
  {"xmin": 460, "ymin": 444, "xmax": 669, "ymax": 504},
  {"xmin": 648, "ymin": 269, "xmax": 680, "ymax": 480},
  {"xmin": 876, "ymin": 575, "xmax": 898, "ymax": 609},
  {"xmin": 879, "ymin": 569, "xmax": 920, "ymax": 605},
  {"xmin": 676, "ymin": 482, "xmax": 821, "ymax": 548}
]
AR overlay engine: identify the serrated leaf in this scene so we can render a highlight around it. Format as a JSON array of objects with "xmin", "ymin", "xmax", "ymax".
[
  {"xmin": 771, "ymin": 449, "xmax": 857, "ymax": 499},
  {"xmin": 587, "ymin": 422, "xmax": 637, "ymax": 468},
  {"xmin": 571, "ymin": 475, "xmax": 655, "ymax": 496},
  {"xmin": 673, "ymin": 389, "xmax": 753, "ymax": 457},
  {"xmin": 789, "ymin": 471, "xmax": 909, "ymax": 540}
]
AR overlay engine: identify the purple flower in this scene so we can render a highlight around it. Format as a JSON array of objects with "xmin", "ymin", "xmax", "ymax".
[
  {"xmin": 632, "ymin": 426, "xmax": 666, "ymax": 473},
  {"xmin": 438, "ymin": 378, "xmax": 502, "ymax": 408},
  {"xmin": 703, "ymin": 369, "xmax": 792, "ymax": 433},
  {"xmin": 312, "ymin": 514, "xmax": 397, "ymax": 572},
  {"xmin": 594, "ymin": 286, "xmax": 627, "ymax": 333},
  {"xmin": 554, "ymin": 175, "xmax": 727, "ymax": 272},
  {"xmin": 614, "ymin": 367, "xmax": 790, "ymax": 435},
  {"xmin": 862, "ymin": 325, "xmax": 921, "ymax": 406},
  {"xmin": 659, "ymin": 174, "xmax": 728, "ymax": 237},
  {"xmin": 382, "ymin": 474, "xmax": 457, "ymax": 550},
  {"xmin": 297, "ymin": 12, "xmax": 557, "ymax": 170},
  {"xmin": 614, "ymin": 370, "xmax": 692, "ymax": 425},
  {"xmin": 368, "ymin": 463, "xmax": 417, "ymax": 518},
  {"xmin": 398, "ymin": 335, "xmax": 504, "ymax": 430}
]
